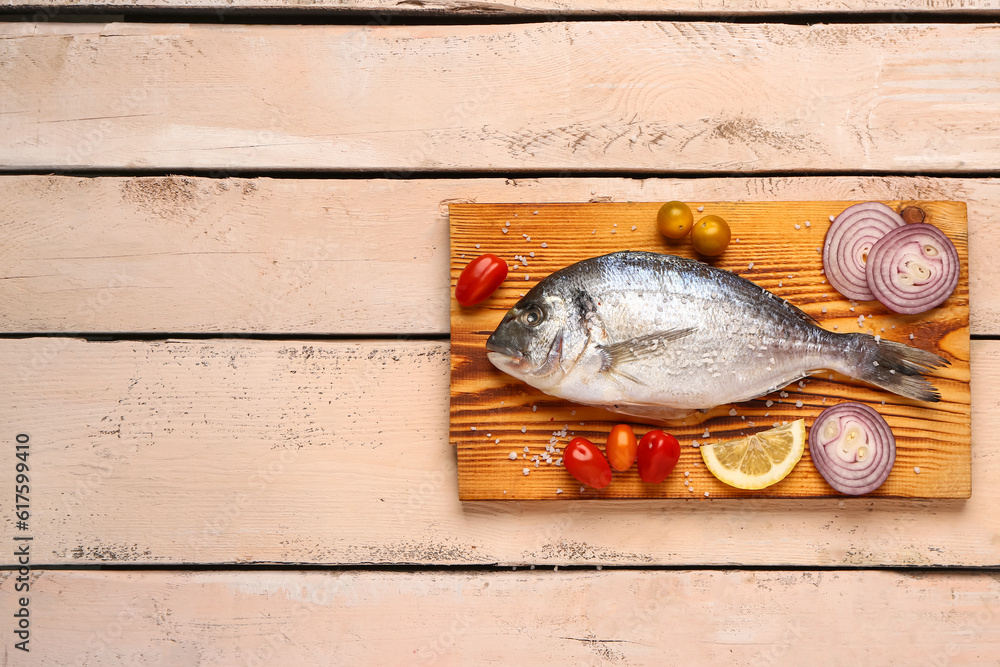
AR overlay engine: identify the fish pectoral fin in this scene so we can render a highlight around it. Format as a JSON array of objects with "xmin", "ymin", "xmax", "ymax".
[{"xmin": 599, "ymin": 327, "xmax": 697, "ymax": 368}]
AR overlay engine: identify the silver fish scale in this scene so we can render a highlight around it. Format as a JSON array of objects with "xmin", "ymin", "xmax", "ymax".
[{"xmin": 553, "ymin": 252, "xmax": 833, "ymax": 408}]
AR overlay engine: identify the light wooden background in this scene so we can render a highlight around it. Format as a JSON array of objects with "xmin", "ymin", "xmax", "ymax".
[{"xmin": 2, "ymin": 6, "xmax": 1000, "ymax": 666}]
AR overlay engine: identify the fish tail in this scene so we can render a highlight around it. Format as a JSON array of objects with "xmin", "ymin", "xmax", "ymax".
[{"xmin": 841, "ymin": 334, "xmax": 948, "ymax": 402}]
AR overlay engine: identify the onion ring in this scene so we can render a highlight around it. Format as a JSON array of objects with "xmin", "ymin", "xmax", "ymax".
[
  {"xmin": 823, "ymin": 202, "xmax": 905, "ymax": 301},
  {"xmin": 865, "ymin": 223, "xmax": 960, "ymax": 315},
  {"xmin": 809, "ymin": 402, "xmax": 895, "ymax": 495}
]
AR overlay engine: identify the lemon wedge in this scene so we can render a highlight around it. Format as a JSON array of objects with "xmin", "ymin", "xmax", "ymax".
[{"xmin": 701, "ymin": 419, "xmax": 806, "ymax": 490}]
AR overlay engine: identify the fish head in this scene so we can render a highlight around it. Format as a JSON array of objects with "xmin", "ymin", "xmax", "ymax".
[{"xmin": 486, "ymin": 285, "xmax": 582, "ymax": 392}]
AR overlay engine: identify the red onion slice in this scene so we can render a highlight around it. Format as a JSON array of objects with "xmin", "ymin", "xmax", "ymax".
[
  {"xmin": 865, "ymin": 223, "xmax": 960, "ymax": 315},
  {"xmin": 809, "ymin": 402, "xmax": 895, "ymax": 495},
  {"xmin": 823, "ymin": 202, "xmax": 904, "ymax": 301}
]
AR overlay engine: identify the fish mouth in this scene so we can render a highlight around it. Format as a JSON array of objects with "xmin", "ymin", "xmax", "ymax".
[{"xmin": 485, "ymin": 336, "xmax": 522, "ymax": 361}]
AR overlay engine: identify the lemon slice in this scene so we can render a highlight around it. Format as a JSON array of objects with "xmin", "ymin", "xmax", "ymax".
[{"xmin": 701, "ymin": 420, "xmax": 806, "ymax": 490}]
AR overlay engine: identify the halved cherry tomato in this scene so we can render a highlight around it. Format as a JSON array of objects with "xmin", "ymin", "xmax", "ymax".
[
  {"xmin": 455, "ymin": 254, "xmax": 508, "ymax": 307},
  {"xmin": 606, "ymin": 424, "xmax": 637, "ymax": 472},
  {"xmin": 637, "ymin": 430, "xmax": 681, "ymax": 483},
  {"xmin": 563, "ymin": 437, "xmax": 613, "ymax": 489}
]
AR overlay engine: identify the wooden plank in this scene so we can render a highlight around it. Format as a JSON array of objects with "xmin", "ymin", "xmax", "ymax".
[
  {"xmin": 449, "ymin": 201, "xmax": 970, "ymax": 499},
  {"xmin": 2, "ymin": 337, "xmax": 998, "ymax": 567},
  {"xmin": 11, "ymin": 0, "xmax": 1000, "ymax": 16},
  {"xmin": 2, "ymin": 175, "xmax": 1000, "ymax": 335},
  {"xmin": 2, "ymin": 22, "xmax": 999, "ymax": 172},
  {"xmin": 8, "ymin": 569, "xmax": 1000, "ymax": 665}
]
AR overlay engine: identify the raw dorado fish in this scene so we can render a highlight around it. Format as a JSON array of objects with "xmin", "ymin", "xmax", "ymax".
[{"xmin": 485, "ymin": 251, "xmax": 946, "ymax": 420}]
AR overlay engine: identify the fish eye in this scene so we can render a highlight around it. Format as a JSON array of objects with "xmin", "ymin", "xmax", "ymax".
[{"xmin": 520, "ymin": 306, "xmax": 545, "ymax": 327}]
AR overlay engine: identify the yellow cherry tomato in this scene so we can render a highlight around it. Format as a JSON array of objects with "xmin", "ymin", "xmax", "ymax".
[
  {"xmin": 606, "ymin": 424, "xmax": 637, "ymax": 472},
  {"xmin": 657, "ymin": 201, "xmax": 694, "ymax": 240},
  {"xmin": 691, "ymin": 215, "xmax": 731, "ymax": 256}
]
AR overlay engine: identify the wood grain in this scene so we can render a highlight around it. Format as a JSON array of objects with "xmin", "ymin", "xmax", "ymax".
[
  {"xmin": 450, "ymin": 201, "xmax": 970, "ymax": 499},
  {"xmin": 10, "ymin": 0, "xmax": 1000, "ymax": 15},
  {"xmin": 7, "ymin": 569, "xmax": 1000, "ymax": 666},
  {"xmin": 2, "ymin": 22, "xmax": 1000, "ymax": 172},
  {"xmin": 2, "ymin": 175, "xmax": 1000, "ymax": 335},
  {"xmin": 1, "ymin": 337, "xmax": 997, "ymax": 567}
]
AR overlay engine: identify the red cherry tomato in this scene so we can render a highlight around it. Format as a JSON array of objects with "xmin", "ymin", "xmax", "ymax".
[
  {"xmin": 563, "ymin": 437, "xmax": 613, "ymax": 489},
  {"xmin": 637, "ymin": 430, "xmax": 680, "ymax": 483},
  {"xmin": 455, "ymin": 254, "xmax": 508, "ymax": 307},
  {"xmin": 606, "ymin": 424, "xmax": 637, "ymax": 472}
]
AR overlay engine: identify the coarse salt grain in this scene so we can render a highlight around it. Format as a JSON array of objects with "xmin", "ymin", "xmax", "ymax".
[
  {"xmin": 509, "ymin": 452, "xmax": 517, "ymax": 460},
  {"xmin": 805, "ymin": 220, "xmax": 811, "ymax": 227},
  {"xmin": 521, "ymin": 426, "xmax": 527, "ymax": 433},
  {"xmin": 495, "ymin": 438, "xmax": 500, "ymax": 444},
  {"xmin": 766, "ymin": 399, "xmax": 774, "ymax": 408},
  {"xmin": 729, "ymin": 408, "xmax": 738, "ymax": 416},
  {"xmin": 471, "ymin": 426, "xmax": 476, "ymax": 431},
  {"xmin": 914, "ymin": 467, "xmax": 921, "ymax": 474},
  {"xmin": 821, "ymin": 306, "xmax": 827, "ymax": 313},
  {"xmin": 684, "ymin": 471, "xmax": 690, "ymax": 477},
  {"xmin": 875, "ymin": 335, "xmax": 881, "ymax": 343},
  {"xmin": 829, "ymin": 215, "xmax": 836, "ymax": 222},
  {"xmin": 704, "ymin": 492, "xmax": 710, "ymax": 497},
  {"xmin": 794, "ymin": 224, "xmax": 801, "ymax": 230},
  {"xmin": 502, "ymin": 228, "xmax": 508, "ymax": 234},
  {"xmin": 525, "ymin": 275, "xmax": 529, "ymax": 280},
  {"xmin": 532, "ymin": 405, "xmax": 537, "ymax": 412},
  {"xmin": 795, "ymin": 400, "xmax": 803, "ymax": 408},
  {"xmin": 697, "ymin": 205, "xmax": 705, "ymax": 212},
  {"xmin": 523, "ymin": 446, "xmax": 529, "ymax": 453},
  {"xmin": 533, "ymin": 210, "xmax": 538, "ymax": 215},
  {"xmin": 505, "ymin": 221, "xmax": 510, "ymax": 227},
  {"xmin": 475, "ymin": 244, "xmax": 481, "ymax": 249},
  {"xmin": 748, "ymin": 262, "xmax": 754, "ymax": 270},
  {"xmin": 522, "ymin": 468, "xmax": 530, "ymax": 475},
  {"xmin": 909, "ymin": 333, "xmax": 915, "ymax": 340},
  {"xmin": 631, "ymin": 225, "xmax": 637, "ymax": 231},
  {"xmin": 556, "ymin": 488, "xmax": 563, "ymax": 494},
  {"xmin": 540, "ymin": 242, "xmax": 548, "ymax": 248}
]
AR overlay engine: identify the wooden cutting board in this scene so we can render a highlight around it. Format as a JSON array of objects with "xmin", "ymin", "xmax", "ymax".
[{"xmin": 449, "ymin": 202, "xmax": 970, "ymax": 500}]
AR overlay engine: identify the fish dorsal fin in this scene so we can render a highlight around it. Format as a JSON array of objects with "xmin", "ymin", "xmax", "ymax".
[{"xmin": 599, "ymin": 327, "xmax": 697, "ymax": 369}]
